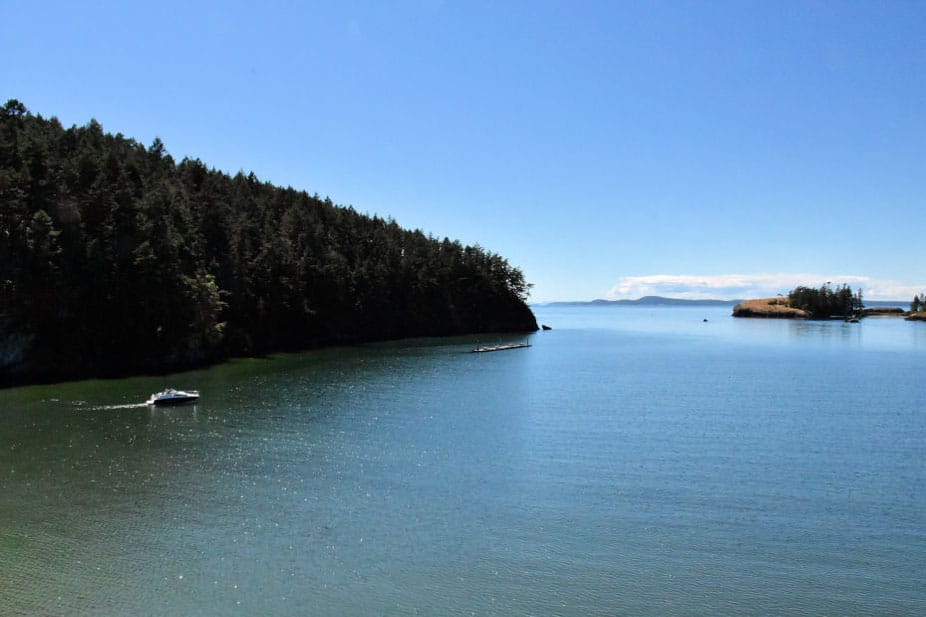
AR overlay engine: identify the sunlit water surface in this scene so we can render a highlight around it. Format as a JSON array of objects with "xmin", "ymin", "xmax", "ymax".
[{"xmin": 1, "ymin": 305, "xmax": 924, "ymax": 615}]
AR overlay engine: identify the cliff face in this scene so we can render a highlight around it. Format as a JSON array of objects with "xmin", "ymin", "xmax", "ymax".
[{"xmin": 732, "ymin": 298, "xmax": 809, "ymax": 319}]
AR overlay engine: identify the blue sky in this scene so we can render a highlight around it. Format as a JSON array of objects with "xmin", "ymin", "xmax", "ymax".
[{"xmin": 2, "ymin": 0, "xmax": 923, "ymax": 301}]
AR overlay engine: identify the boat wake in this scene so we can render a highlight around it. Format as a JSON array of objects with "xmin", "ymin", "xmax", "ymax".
[{"xmin": 81, "ymin": 402, "xmax": 151, "ymax": 411}]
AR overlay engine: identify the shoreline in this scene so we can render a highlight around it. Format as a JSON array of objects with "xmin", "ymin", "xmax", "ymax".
[
  {"xmin": 732, "ymin": 298, "xmax": 916, "ymax": 320},
  {"xmin": 0, "ymin": 326, "xmax": 538, "ymax": 390}
]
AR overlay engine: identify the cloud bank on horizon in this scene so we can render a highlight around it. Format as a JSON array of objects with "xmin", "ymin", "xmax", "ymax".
[{"xmin": 607, "ymin": 274, "xmax": 922, "ymax": 302}]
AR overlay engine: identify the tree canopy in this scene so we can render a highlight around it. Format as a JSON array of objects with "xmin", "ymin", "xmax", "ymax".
[
  {"xmin": 787, "ymin": 283, "xmax": 863, "ymax": 319},
  {"xmin": 911, "ymin": 294, "xmax": 925, "ymax": 313},
  {"xmin": 0, "ymin": 100, "xmax": 537, "ymax": 384}
]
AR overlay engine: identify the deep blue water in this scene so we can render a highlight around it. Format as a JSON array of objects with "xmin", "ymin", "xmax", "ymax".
[{"xmin": 1, "ymin": 305, "xmax": 924, "ymax": 615}]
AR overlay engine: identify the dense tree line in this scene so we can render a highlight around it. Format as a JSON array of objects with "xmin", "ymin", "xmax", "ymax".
[
  {"xmin": 787, "ymin": 283, "xmax": 863, "ymax": 318},
  {"xmin": 912, "ymin": 294, "xmax": 925, "ymax": 313},
  {"xmin": 0, "ymin": 100, "xmax": 536, "ymax": 383}
]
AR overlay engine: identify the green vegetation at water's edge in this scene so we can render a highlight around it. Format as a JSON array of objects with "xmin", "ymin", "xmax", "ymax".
[
  {"xmin": 787, "ymin": 284, "xmax": 864, "ymax": 319},
  {"xmin": 733, "ymin": 283, "xmax": 865, "ymax": 319},
  {"xmin": 910, "ymin": 294, "xmax": 926, "ymax": 313},
  {"xmin": 0, "ymin": 100, "xmax": 537, "ymax": 384},
  {"xmin": 909, "ymin": 294, "xmax": 926, "ymax": 321}
]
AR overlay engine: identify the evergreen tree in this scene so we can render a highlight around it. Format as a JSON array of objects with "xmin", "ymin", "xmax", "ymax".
[
  {"xmin": 0, "ymin": 100, "xmax": 537, "ymax": 384},
  {"xmin": 788, "ymin": 283, "xmax": 864, "ymax": 319}
]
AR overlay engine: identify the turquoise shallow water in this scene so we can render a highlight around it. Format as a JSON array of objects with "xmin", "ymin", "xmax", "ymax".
[{"xmin": 1, "ymin": 305, "xmax": 924, "ymax": 615}]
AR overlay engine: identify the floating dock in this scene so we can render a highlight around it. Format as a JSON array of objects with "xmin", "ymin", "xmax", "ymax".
[{"xmin": 471, "ymin": 342, "xmax": 531, "ymax": 353}]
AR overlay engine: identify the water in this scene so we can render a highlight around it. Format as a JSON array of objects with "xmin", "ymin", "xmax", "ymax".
[{"xmin": 1, "ymin": 305, "xmax": 924, "ymax": 615}]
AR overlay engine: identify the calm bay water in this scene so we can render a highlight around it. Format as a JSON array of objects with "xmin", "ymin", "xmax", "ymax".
[{"xmin": 1, "ymin": 305, "xmax": 924, "ymax": 615}]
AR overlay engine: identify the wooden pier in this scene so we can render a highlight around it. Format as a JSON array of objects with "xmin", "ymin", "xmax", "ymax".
[{"xmin": 471, "ymin": 342, "xmax": 531, "ymax": 353}]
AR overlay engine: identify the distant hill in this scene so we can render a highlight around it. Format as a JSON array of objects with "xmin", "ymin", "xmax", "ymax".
[
  {"xmin": 540, "ymin": 296, "xmax": 741, "ymax": 307},
  {"xmin": 540, "ymin": 296, "xmax": 911, "ymax": 309}
]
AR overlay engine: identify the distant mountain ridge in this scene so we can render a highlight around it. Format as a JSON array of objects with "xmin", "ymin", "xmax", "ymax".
[
  {"xmin": 540, "ymin": 296, "xmax": 741, "ymax": 307},
  {"xmin": 539, "ymin": 296, "xmax": 909, "ymax": 308}
]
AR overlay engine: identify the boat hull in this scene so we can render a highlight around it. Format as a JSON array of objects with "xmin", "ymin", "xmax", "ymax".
[
  {"xmin": 147, "ymin": 389, "xmax": 200, "ymax": 406},
  {"xmin": 150, "ymin": 396, "xmax": 199, "ymax": 406}
]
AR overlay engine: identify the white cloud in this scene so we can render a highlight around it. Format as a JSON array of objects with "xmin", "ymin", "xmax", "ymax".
[
  {"xmin": 606, "ymin": 274, "xmax": 921, "ymax": 301},
  {"xmin": 863, "ymin": 281, "xmax": 926, "ymax": 301}
]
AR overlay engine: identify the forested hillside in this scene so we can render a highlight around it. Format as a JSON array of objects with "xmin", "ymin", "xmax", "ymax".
[{"xmin": 0, "ymin": 100, "xmax": 536, "ymax": 384}]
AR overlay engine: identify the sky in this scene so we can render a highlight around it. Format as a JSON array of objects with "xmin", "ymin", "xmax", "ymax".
[{"xmin": 2, "ymin": 0, "xmax": 923, "ymax": 302}]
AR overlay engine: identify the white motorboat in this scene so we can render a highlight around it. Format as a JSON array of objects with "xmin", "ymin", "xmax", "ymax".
[{"xmin": 147, "ymin": 388, "xmax": 200, "ymax": 406}]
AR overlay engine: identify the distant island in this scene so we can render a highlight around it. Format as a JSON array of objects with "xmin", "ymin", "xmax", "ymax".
[
  {"xmin": 542, "ymin": 296, "xmax": 740, "ymax": 307},
  {"xmin": 733, "ymin": 284, "xmax": 916, "ymax": 320},
  {"xmin": 539, "ymin": 291, "xmax": 920, "ymax": 320},
  {"xmin": 0, "ymin": 100, "xmax": 537, "ymax": 386}
]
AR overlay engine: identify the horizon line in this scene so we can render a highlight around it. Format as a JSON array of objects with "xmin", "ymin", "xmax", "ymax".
[{"xmin": 531, "ymin": 294, "xmax": 912, "ymax": 306}]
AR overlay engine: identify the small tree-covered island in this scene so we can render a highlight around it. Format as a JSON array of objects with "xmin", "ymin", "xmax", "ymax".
[
  {"xmin": 733, "ymin": 284, "xmax": 864, "ymax": 319},
  {"xmin": 733, "ymin": 283, "xmax": 922, "ymax": 320},
  {"xmin": 0, "ymin": 100, "xmax": 537, "ymax": 385}
]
